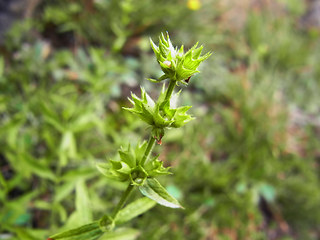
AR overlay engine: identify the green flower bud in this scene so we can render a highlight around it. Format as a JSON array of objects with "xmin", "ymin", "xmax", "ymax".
[{"xmin": 150, "ymin": 32, "xmax": 212, "ymax": 84}]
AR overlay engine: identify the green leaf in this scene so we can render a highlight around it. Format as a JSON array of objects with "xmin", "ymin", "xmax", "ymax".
[
  {"xmin": 96, "ymin": 162, "xmax": 128, "ymax": 182},
  {"xmin": 41, "ymin": 105, "xmax": 65, "ymax": 132},
  {"xmin": 115, "ymin": 197, "xmax": 156, "ymax": 224},
  {"xmin": 123, "ymin": 89, "xmax": 156, "ymax": 126},
  {"xmin": 112, "ymin": 160, "xmax": 132, "ymax": 175},
  {"xmin": 76, "ymin": 180, "xmax": 93, "ymax": 224},
  {"xmin": 134, "ymin": 141, "xmax": 147, "ymax": 163},
  {"xmin": 96, "ymin": 162, "xmax": 115, "ymax": 178},
  {"xmin": 171, "ymin": 105, "xmax": 194, "ymax": 128},
  {"xmin": 60, "ymin": 168, "xmax": 97, "ymax": 182},
  {"xmin": 139, "ymin": 178, "xmax": 183, "ymax": 209},
  {"xmin": 14, "ymin": 227, "xmax": 43, "ymax": 240},
  {"xmin": 144, "ymin": 156, "xmax": 171, "ymax": 177},
  {"xmin": 70, "ymin": 113, "xmax": 97, "ymax": 133},
  {"xmin": 118, "ymin": 147, "xmax": 136, "ymax": 168},
  {"xmin": 49, "ymin": 222, "xmax": 103, "ymax": 240},
  {"xmin": 147, "ymin": 78, "xmax": 159, "ymax": 83},
  {"xmin": 56, "ymin": 202, "xmax": 68, "ymax": 222},
  {"xmin": 99, "ymin": 228, "xmax": 139, "ymax": 240},
  {"xmin": 22, "ymin": 153, "xmax": 56, "ymax": 181},
  {"xmin": 54, "ymin": 181, "xmax": 76, "ymax": 202},
  {"xmin": 60, "ymin": 131, "xmax": 77, "ymax": 158}
]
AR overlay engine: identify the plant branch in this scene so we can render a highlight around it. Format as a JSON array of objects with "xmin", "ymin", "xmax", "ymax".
[
  {"xmin": 111, "ymin": 183, "xmax": 134, "ymax": 219},
  {"xmin": 164, "ymin": 80, "xmax": 176, "ymax": 103},
  {"xmin": 140, "ymin": 136, "xmax": 156, "ymax": 166}
]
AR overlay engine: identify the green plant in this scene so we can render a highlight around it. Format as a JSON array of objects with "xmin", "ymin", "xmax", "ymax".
[
  {"xmin": 40, "ymin": 0, "xmax": 195, "ymax": 52},
  {"xmin": 2, "ymin": 1, "xmax": 320, "ymax": 238},
  {"xmin": 48, "ymin": 33, "xmax": 211, "ymax": 239}
]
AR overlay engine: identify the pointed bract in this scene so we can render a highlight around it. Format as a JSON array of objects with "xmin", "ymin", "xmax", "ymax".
[
  {"xmin": 97, "ymin": 143, "xmax": 171, "ymax": 185},
  {"xmin": 124, "ymin": 86, "xmax": 194, "ymax": 136}
]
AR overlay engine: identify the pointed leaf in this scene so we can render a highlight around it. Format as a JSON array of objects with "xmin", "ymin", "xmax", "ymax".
[
  {"xmin": 96, "ymin": 162, "xmax": 128, "ymax": 182},
  {"xmin": 118, "ymin": 148, "xmax": 135, "ymax": 168},
  {"xmin": 158, "ymin": 74, "xmax": 168, "ymax": 81},
  {"xmin": 60, "ymin": 168, "xmax": 97, "ymax": 182},
  {"xmin": 60, "ymin": 131, "xmax": 77, "ymax": 158},
  {"xmin": 49, "ymin": 222, "xmax": 103, "ymax": 240},
  {"xmin": 115, "ymin": 197, "xmax": 156, "ymax": 224},
  {"xmin": 54, "ymin": 181, "xmax": 76, "ymax": 202},
  {"xmin": 139, "ymin": 178, "xmax": 183, "ymax": 209},
  {"xmin": 22, "ymin": 154, "xmax": 56, "ymax": 181},
  {"xmin": 76, "ymin": 180, "xmax": 92, "ymax": 224},
  {"xmin": 144, "ymin": 156, "xmax": 171, "ymax": 177},
  {"xmin": 99, "ymin": 228, "xmax": 139, "ymax": 240},
  {"xmin": 134, "ymin": 141, "xmax": 147, "ymax": 163},
  {"xmin": 147, "ymin": 78, "xmax": 159, "ymax": 83},
  {"xmin": 114, "ymin": 161, "xmax": 132, "ymax": 175}
]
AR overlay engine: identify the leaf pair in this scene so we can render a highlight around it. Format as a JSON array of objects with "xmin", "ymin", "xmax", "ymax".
[{"xmin": 49, "ymin": 198, "xmax": 156, "ymax": 240}]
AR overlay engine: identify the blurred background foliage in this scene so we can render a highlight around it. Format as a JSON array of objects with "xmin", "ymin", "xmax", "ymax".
[{"xmin": 0, "ymin": 0, "xmax": 320, "ymax": 239}]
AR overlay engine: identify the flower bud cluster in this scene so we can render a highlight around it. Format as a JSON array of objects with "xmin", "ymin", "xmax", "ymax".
[
  {"xmin": 124, "ymin": 85, "xmax": 194, "ymax": 141},
  {"xmin": 97, "ymin": 142, "xmax": 170, "ymax": 186},
  {"xmin": 150, "ymin": 32, "xmax": 211, "ymax": 84}
]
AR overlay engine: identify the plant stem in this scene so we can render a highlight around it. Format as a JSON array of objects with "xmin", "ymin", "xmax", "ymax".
[
  {"xmin": 165, "ymin": 80, "xmax": 176, "ymax": 102},
  {"xmin": 140, "ymin": 136, "xmax": 156, "ymax": 166},
  {"xmin": 111, "ymin": 79, "xmax": 176, "ymax": 220},
  {"xmin": 111, "ymin": 183, "xmax": 134, "ymax": 219},
  {"xmin": 111, "ymin": 135, "xmax": 156, "ymax": 219}
]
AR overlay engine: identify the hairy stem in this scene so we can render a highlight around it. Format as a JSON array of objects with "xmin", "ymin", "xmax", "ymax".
[
  {"xmin": 140, "ymin": 136, "xmax": 156, "ymax": 166},
  {"xmin": 111, "ymin": 183, "xmax": 134, "ymax": 219}
]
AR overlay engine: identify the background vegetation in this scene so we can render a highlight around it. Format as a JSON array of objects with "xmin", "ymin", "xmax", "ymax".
[{"xmin": 0, "ymin": 0, "xmax": 320, "ymax": 239}]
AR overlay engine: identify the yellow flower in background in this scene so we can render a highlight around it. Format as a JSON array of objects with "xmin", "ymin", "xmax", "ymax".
[{"xmin": 187, "ymin": 0, "xmax": 201, "ymax": 10}]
